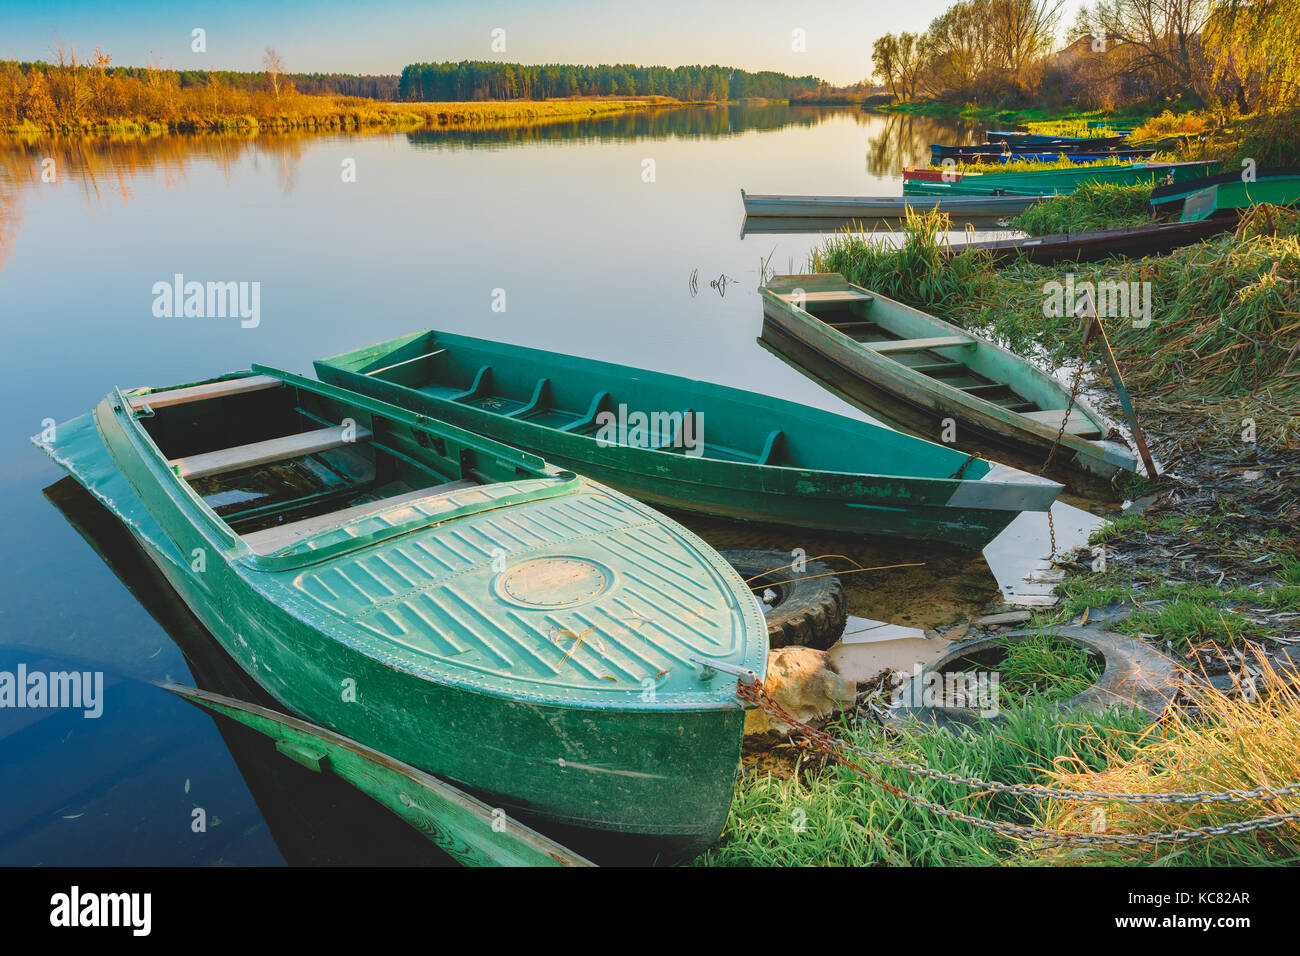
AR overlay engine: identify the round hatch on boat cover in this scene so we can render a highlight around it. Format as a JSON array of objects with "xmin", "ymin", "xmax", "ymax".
[{"xmin": 497, "ymin": 558, "xmax": 612, "ymax": 608}]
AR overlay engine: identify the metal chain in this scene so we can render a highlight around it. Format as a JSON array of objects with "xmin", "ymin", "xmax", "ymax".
[
  {"xmin": 1037, "ymin": 312, "xmax": 1094, "ymax": 558},
  {"xmin": 736, "ymin": 679, "xmax": 1300, "ymax": 844}
]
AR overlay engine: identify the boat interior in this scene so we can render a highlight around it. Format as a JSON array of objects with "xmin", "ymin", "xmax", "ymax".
[
  {"xmin": 128, "ymin": 374, "xmax": 538, "ymax": 554},
  {"xmin": 320, "ymin": 332, "xmax": 993, "ymax": 481},
  {"xmin": 764, "ymin": 279, "xmax": 1103, "ymax": 440}
]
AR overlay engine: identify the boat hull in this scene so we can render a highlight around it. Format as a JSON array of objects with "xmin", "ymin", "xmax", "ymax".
[
  {"xmin": 946, "ymin": 218, "xmax": 1235, "ymax": 265},
  {"xmin": 904, "ymin": 161, "xmax": 1217, "ymax": 197},
  {"xmin": 740, "ymin": 190, "xmax": 1038, "ymax": 219}
]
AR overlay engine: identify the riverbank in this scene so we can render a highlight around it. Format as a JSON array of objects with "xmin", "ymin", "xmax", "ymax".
[
  {"xmin": 697, "ymin": 200, "xmax": 1300, "ymax": 867},
  {"xmin": 874, "ymin": 99, "xmax": 1171, "ymax": 128},
  {"xmin": 0, "ymin": 93, "xmax": 695, "ymax": 139}
]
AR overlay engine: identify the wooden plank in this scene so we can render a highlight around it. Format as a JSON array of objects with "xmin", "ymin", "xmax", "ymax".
[
  {"xmin": 1021, "ymin": 408, "xmax": 1102, "ymax": 436},
  {"xmin": 364, "ymin": 349, "xmax": 446, "ymax": 377},
  {"xmin": 128, "ymin": 374, "xmax": 282, "ymax": 410},
  {"xmin": 866, "ymin": 335, "xmax": 974, "ymax": 354},
  {"xmin": 171, "ymin": 424, "xmax": 373, "ymax": 480},
  {"xmin": 243, "ymin": 480, "xmax": 475, "ymax": 553},
  {"xmin": 783, "ymin": 289, "xmax": 874, "ymax": 304},
  {"xmin": 911, "ymin": 361, "xmax": 965, "ymax": 374}
]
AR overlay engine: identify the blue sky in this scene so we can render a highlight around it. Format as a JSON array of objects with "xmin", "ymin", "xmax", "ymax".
[{"xmin": 0, "ymin": 0, "xmax": 1089, "ymax": 86}]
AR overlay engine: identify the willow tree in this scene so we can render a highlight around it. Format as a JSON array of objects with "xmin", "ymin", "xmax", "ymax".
[
  {"xmin": 872, "ymin": 33, "xmax": 924, "ymax": 102},
  {"xmin": 1204, "ymin": 0, "xmax": 1300, "ymax": 109}
]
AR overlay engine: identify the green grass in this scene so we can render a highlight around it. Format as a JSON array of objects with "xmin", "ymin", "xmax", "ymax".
[
  {"xmin": 946, "ymin": 154, "xmax": 1142, "ymax": 175},
  {"xmin": 697, "ymin": 703, "xmax": 1152, "ymax": 866},
  {"xmin": 1120, "ymin": 600, "xmax": 1267, "ymax": 652},
  {"xmin": 993, "ymin": 632, "xmax": 1104, "ymax": 704},
  {"xmin": 1009, "ymin": 180, "xmax": 1155, "ymax": 236}
]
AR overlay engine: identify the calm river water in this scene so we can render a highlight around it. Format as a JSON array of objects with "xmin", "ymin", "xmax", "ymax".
[{"xmin": 0, "ymin": 104, "xmax": 1099, "ymax": 864}]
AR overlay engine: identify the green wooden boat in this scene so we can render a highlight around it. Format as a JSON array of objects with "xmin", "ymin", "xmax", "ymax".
[
  {"xmin": 759, "ymin": 274, "xmax": 1138, "ymax": 485},
  {"xmin": 1180, "ymin": 176, "xmax": 1300, "ymax": 222},
  {"xmin": 1149, "ymin": 167, "xmax": 1300, "ymax": 211},
  {"xmin": 314, "ymin": 332, "xmax": 1062, "ymax": 551},
  {"xmin": 33, "ymin": 367, "xmax": 767, "ymax": 861},
  {"xmin": 904, "ymin": 160, "xmax": 1215, "ymax": 197},
  {"xmin": 740, "ymin": 189, "xmax": 1040, "ymax": 219}
]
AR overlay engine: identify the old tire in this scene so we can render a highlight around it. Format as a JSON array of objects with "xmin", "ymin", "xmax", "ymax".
[
  {"xmin": 884, "ymin": 625, "xmax": 1182, "ymax": 732},
  {"xmin": 719, "ymin": 549, "xmax": 847, "ymax": 650}
]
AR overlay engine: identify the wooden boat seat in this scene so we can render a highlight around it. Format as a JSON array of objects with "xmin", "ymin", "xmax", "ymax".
[
  {"xmin": 911, "ymin": 360, "xmax": 966, "ymax": 374},
  {"xmin": 241, "ymin": 480, "xmax": 476, "ymax": 554},
  {"xmin": 778, "ymin": 289, "xmax": 874, "ymax": 308},
  {"xmin": 170, "ymin": 424, "xmax": 374, "ymax": 480},
  {"xmin": 129, "ymin": 374, "xmax": 282, "ymax": 410},
  {"xmin": 1021, "ymin": 408, "xmax": 1102, "ymax": 437},
  {"xmin": 866, "ymin": 336, "xmax": 975, "ymax": 354},
  {"xmin": 503, "ymin": 378, "xmax": 553, "ymax": 418}
]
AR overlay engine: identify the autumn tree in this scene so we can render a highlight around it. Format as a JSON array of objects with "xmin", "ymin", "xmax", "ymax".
[
  {"xmin": 22, "ymin": 69, "xmax": 55, "ymax": 124},
  {"xmin": 1078, "ymin": 0, "xmax": 1214, "ymax": 98},
  {"xmin": 88, "ymin": 47, "xmax": 113, "ymax": 116},
  {"xmin": 0, "ymin": 61, "xmax": 23, "ymax": 123}
]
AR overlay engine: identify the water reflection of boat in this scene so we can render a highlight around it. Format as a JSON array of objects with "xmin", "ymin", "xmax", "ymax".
[
  {"xmin": 741, "ymin": 189, "xmax": 1040, "ymax": 219},
  {"xmin": 44, "ymin": 477, "xmax": 459, "ymax": 866}
]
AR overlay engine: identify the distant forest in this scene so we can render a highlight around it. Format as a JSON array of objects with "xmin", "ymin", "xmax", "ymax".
[{"xmin": 398, "ymin": 60, "xmax": 825, "ymax": 101}]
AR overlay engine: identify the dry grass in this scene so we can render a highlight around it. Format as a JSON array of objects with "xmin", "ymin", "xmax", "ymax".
[
  {"xmin": 1, "ymin": 91, "xmax": 685, "ymax": 138},
  {"xmin": 1129, "ymin": 108, "xmax": 1220, "ymax": 143},
  {"xmin": 1033, "ymin": 657, "xmax": 1300, "ymax": 864}
]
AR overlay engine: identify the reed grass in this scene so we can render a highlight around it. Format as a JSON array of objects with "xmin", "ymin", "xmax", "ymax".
[
  {"xmin": 0, "ymin": 94, "xmax": 684, "ymax": 138},
  {"xmin": 811, "ymin": 209, "xmax": 992, "ymax": 313},
  {"xmin": 1023, "ymin": 119, "xmax": 1126, "ymax": 139}
]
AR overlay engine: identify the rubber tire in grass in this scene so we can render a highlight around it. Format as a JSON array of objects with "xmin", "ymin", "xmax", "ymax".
[{"xmin": 718, "ymin": 549, "xmax": 847, "ymax": 650}]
